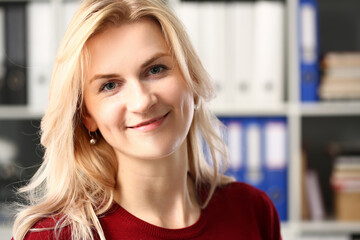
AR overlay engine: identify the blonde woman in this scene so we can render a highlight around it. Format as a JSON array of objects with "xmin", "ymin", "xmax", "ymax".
[{"xmin": 12, "ymin": 0, "xmax": 281, "ymax": 239}]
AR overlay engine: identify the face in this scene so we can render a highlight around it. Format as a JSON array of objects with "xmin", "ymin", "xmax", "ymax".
[{"xmin": 82, "ymin": 19, "xmax": 194, "ymax": 161}]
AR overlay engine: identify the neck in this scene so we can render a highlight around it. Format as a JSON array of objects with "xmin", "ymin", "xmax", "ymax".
[{"xmin": 114, "ymin": 142, "xmax": 200, "ymax": 229}]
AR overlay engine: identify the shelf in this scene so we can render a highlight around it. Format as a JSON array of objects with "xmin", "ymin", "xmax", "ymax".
[
  {"xmin": 0, "ymin": 106, "xmax": 43, "ymax": 119},
  {"xmin": 300, "ymin": 221, "xmax": 360, "ymax": 234},
  {"xmin": 0, "ymin": 0, "xmax": 49, "ymax": 2},
  {"xmin": 211, "ymin": 103, "xmax": 289, "ymax": 116},
  {"xmin": 280, "ymin": 222, "xmax": 293, "ymax": 240},
  {"xmin": 0, "ymin": 1, "xmax": 359, "ymax": 239},
  {"xmin": 0, "ymin": 224, "xmax": 12, "ymax": 240},
  {"xmin": 301, "ymin": 102, "xmax": 360, "ymax": 117}
]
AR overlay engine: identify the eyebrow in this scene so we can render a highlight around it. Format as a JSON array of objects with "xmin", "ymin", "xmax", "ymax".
[
  {"xmin": 89, "ymin": 52, "xmax": 171, "ymax": 84},
  {"xmin": 140, "ymin": 52, "xmax": 171, "ymax": 69}
]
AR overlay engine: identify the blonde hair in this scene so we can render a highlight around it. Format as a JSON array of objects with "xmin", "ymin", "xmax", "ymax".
[{"xmin": 13, "ymin": 0, "xmax": 233, "ymax": 239}]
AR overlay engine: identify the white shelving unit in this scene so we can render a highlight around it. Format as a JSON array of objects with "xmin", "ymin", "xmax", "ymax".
[
  {"xmin": 0, "ymin": 223, "xmax": 12, "ymax": 240},
  {"xmin": 301, "ymin": 102, "xmax": 360, "ymax": 116},
  {"xmin": 1, "ymin": 0, "xmax": 359, "ymax": 239},
  {"xmin": 172, "ymin": 0, "xmax": 360, "ymax": 239},
  {"xmin": 0, "ymin": 106, "xmax": 43, "ymax": 119}
]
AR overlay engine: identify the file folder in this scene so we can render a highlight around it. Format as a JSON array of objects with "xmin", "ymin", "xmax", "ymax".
[
  {"xmin": 62, "ymin": 0, "xmax": 80, "ymax": 36},
  {"xmin": 264, "ymin": 118, "xmax": 288, "ymax": 221},
  {"xmin": 299, "ymin": 0, "xmax": 320, "ymax": 102},
  {"xmin": 227, "ymin": 119, "xmax": 244, "ymax": 182},
  {"xmin": 244, "ymin": 119, "xmax": 266, "ymax": 191},
  {"xmin": 252, "ymin": 1, "xmax": 285, "ymax": 106},
  {"xmin": 0, "ymin": 7, "xmax": 5, "ymax": 93},
  {"xmin": 2, "ymin": 2, "xmax": 27, "ymax": 105},
  {"xmin": 220, "ymin": 116, "xmax": 288, "ymax": 221},
  {"xmin": 27, "ymin": 1, "xmax": 55, "ymax": 112},
  {"xmin": 225, "ymin": 2, "xmax": 255, "ymax": 106},
  {"xmin": 176, "ymin": 1, "xmax": 201, "ymax": 55},
  {"xmin": 199, "ymin": 2, "xmax": 227, "ymax": 110}
]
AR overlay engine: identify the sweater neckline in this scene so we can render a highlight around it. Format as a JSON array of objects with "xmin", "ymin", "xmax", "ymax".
[{"xmin": 109, "ymin": 202, "xmax": 208, "ymax": 239}]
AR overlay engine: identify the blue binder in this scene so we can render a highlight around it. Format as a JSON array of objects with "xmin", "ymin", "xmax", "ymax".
[
  {"xmin": 299, "ymin": 0, "xmax": 320, "ymax": 102},
  {"xmin": 243, "ymin": 118, "xmax": 267, "ymax": 192},
  {"xmin": 263, "ymin": 117, "xmax": 288, "ymax": 221},
  {"xmin": 220, "ymin": 117, "xmax": 245, "ymax": 182},
  {"xmin": 220, "ymin": 116, "xmax": 288, "ymax": 221}
]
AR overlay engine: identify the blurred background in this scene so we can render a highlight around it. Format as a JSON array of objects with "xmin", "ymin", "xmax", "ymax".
[{"xmin": 0, "ymin": 0, "xmax": 360, "ymax": 239}]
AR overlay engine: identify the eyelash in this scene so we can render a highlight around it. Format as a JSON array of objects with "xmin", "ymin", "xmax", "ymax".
[
  {"xmin": 98, "ymin": 64, "xmax": 169, "ymax": 92},
  {"xmin": 100, "ymin": 81, "xmax": 122, "ymax": 92},
  {"xmin": 146, "ymin": 64, "xmax": 168, "ymax": 77}
]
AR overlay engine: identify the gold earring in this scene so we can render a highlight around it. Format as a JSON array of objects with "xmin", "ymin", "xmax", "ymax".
[
  {"xmin": 194, "ymin": 97, "xmax": 200, "ymax": 111},
  {"xmin": 89, "ymin": 131, "xmax": 97, "ymax": 145}
]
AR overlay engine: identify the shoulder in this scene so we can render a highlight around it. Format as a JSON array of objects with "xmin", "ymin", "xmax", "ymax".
[
  {"xmin": 23, "ymin": 217, "xmax": 71, "ymax": 240},
  {"xmin": 216, "ymin": 181, "xmax": 278, "ymax": 215},
  {"xmin": 210, "ymin": 181, "xmax": 282, "ymax": 239},
  {"xmin": 214, "ymin": 181, "xmax": 272, "ymax": 205}
]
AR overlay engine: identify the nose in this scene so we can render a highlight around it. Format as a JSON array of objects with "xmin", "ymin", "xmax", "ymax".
[{"xmin": 126, "ymin": 80, "xmax": 157, "ymax": 113}]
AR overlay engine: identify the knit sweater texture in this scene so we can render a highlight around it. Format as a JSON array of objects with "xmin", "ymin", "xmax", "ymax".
[{"xmin": 21, "ymin": 182, "xmax": 282, "ymax": 240}]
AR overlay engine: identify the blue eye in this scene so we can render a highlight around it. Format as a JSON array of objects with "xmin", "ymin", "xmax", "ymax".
[
  {"xmin": 100, "ymin": 81, "xmax": 119, "ymax": 92},
  {"xmin": 150, "ymin": 66, "xmax": 162, "ymax": 74},
  {"xmin": 148, "ymin": 65, "xmax": 167, "ymax": 75}
]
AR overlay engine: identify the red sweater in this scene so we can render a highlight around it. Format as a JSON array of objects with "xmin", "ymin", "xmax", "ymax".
[{"xmin": 21, "ymin": 182, "xmax": 282, "ymax": 240}]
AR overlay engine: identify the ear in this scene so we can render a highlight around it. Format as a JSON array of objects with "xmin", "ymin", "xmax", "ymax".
[
  {"xmin": 82, "ymin": 111, "xmax": 98, "ymax": 132},
  {"xmin": 194, "ymin": 94, "xmax": 199, "ymax": 106}
]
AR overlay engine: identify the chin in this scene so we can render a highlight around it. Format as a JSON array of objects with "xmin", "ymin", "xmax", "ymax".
[
  {"xmin": 135, "ymin": 148, "xmax": 177, "ymax": 160},
  {"xmin": 121, "ymin": 141, "xmax": 182, "ymax": 161}
]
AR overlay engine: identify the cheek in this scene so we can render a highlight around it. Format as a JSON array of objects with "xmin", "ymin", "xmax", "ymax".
[
  {"xmin": 87, "ymin": 97, "xmax": 126, "ymax": 131},
  {"xmin": 161, "ymin": 77, "xmax": 194, "ymax": 108},
  {"xmin": 163, "ymin": 79, "xmax": 194, "ymax": 132}
]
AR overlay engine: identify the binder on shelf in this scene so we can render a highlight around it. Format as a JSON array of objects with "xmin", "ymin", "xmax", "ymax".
[
  {"xmin": 177, "ymin": 1, "xmax": 286, "ymax": 110},
  {"xmin": 176, "ymin": 1, "xmax": 201, "ymax": 55},
  {"xmin": 264, "ymin": 119, "xmax": 288, "ymax": 221},
  {"xmin": 1, "ymin": 2, "xmax": 27, "ymax": 105},
  {"xmin": 220, "ymin": 116, "xmax": 288, "ymax": 221},
  {"xmin": 27, "ymin": 1, "xmax": 55, "ymax": 113},
  {"xmin": 62, "ymin": 1, "xmax": 81, "ymax": 37},
  {"xmin": 0, "ymin": 6, "xmax": 5, "ymax": 99},
  {"xmin": 226, "ymin": 119, "xmax": 245, "ymax": 182},
  {"xmin": 252, "ymin": 0, "xmax": 285, "ymax": 106},
  {"xmin": 198, "ymin": 2, "xmax": 227, "ymax": 110},
  {"xmin": 299, "ymin": 0, "xmax": 320, "ymax": 102},
  {"xmin": 244, "ymin": 119, "xmax": 266, "ymax": 191},
  {"xmin": 225, "ymin": 1, "xmax": 255, "ymax": 106}
]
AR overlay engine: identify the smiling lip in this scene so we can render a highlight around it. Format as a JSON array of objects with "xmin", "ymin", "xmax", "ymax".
[{"xmin": 127, "ymin": 112, "xmax": 169, "ymax": 131}]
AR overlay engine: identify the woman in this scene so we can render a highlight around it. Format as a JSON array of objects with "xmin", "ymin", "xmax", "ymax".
[{"xmin": 13, "ymin": 0, "xmax": 281, "ymax": 239}]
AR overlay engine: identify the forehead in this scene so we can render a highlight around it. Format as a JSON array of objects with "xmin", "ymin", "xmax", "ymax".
[
  {"xmin": 84, "ymin": 18, "xmax": 171, "ymax": 80},
  {"xmin": 87, "ymin": 19, "xmax": 168, "ymax": 59}
]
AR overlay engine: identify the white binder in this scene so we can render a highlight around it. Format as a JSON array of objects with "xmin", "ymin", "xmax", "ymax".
[
  {"xmin": 176, "ymin": 1, "xmax": 201, "ymax": 55},
  {"xmin": 252, "ymin": 1, "xmax": 285, "ymax": 106},
  {"xmin": 246, "ymin": 123, "xmax": 262, "ymax": 184},
  {"xmin": 228, "ymin": 121, "xmax": 243, "ymax": 171},
  {"xmin": 62, "ymin": 1, "xmax": 80, "ymax": 37},
  {"xmin": 225, "ymin": 2, "xmax": 255, "ymax": 106},
  {"xmin": 265, "ymin": 121, "xmax": 287, "ymax": 169},
  {"xmin": 27, "ymin": 2, "xmax": 56, "ymax": 113},
  {"xmin": 199, "ymin": 2, "xmax": 227, "ymax": 111}
]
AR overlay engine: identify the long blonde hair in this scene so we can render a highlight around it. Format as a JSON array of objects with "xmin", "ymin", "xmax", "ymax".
[{"xmin": 13, "ymin": 0, "xmax": 232, "ymax": 239}]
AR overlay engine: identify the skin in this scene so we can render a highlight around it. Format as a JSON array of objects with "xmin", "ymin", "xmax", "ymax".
[{"xmin": 82, "ymin": 19, "xmax": 200, "ymax": 228}]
